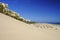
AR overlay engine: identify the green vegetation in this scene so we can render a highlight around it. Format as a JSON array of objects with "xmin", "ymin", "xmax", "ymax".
[
  {"xmin": 0, "ymin": 2, "xmax": 37, "ymax": 24},
  {"xmin": 0, "ymin": 4, "xmax": 3, "ymax": 13},
  {"xmin": 26, "ymin": 21, "xmax": 37, "ymax": 24}
]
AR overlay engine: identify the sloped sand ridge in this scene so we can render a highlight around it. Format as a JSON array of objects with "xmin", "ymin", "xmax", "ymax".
[
  {"xmin": 31, "ymin": 23, "xmax": 60, "ymax": 30},
  {"xmin": 0, "ymin": 13, "xmax": 60, "ymax": 40}
]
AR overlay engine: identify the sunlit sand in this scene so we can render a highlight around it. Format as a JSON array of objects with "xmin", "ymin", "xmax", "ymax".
[{"xmin": 0, "ymin": 13, "xmax": 60, "ymax": 40}]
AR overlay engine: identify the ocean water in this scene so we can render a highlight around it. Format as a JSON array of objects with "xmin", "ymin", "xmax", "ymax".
[
  {"xmin": 48, "ymin": 23, "xmax": 60, "ymax": 27},
  {"xmin": 49, "ymin": 23, "xmax": 60, "ymax": 25},
  {"xmin": 39, "ymin": 22, "xmax": 60, "ymax": 26}
]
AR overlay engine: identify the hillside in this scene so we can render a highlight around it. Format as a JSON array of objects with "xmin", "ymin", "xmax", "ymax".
[{"xmin": 0, "ymin": 13, "xmax": 60, "ymax": 40}]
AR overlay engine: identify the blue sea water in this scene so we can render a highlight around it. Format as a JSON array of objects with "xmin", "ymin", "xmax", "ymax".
[{"xmin": 39, "ymin": 22, "xmax": 60, "ymax": 25}]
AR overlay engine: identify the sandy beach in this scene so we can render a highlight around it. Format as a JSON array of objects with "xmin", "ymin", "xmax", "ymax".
[{"xmin": 0, "ymin": 13, "xmax": 60, "ymax": 40}]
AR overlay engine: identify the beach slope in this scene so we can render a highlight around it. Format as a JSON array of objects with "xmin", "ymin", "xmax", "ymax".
[{"xmin": 0, "ymin": 13, "xmax": 60, "ymax": 40}]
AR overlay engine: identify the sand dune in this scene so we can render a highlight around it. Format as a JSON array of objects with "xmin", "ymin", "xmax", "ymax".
[
  {"xmin": 31, "ymin": 23, "xmax": 60, "ymax": 30},
  {"xmin": 0, "ymin": 13, "xmax": 60, "ymax": 40}
]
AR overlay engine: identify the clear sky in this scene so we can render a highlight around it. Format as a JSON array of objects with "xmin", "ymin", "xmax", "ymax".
[{"xmin": 0, "ymin": 0, "xmax": 60, "ymax": 23}]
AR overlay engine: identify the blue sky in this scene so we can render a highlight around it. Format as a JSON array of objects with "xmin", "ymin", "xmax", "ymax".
[{"xmin": 0, "ymin": 0, "xmax": 60, "ymax": 23}]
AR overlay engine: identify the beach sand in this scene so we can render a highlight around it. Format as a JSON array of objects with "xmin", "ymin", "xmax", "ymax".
[{"xmin": 0, "ymin": 13, "xmax": 60, "ymax": 40}]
